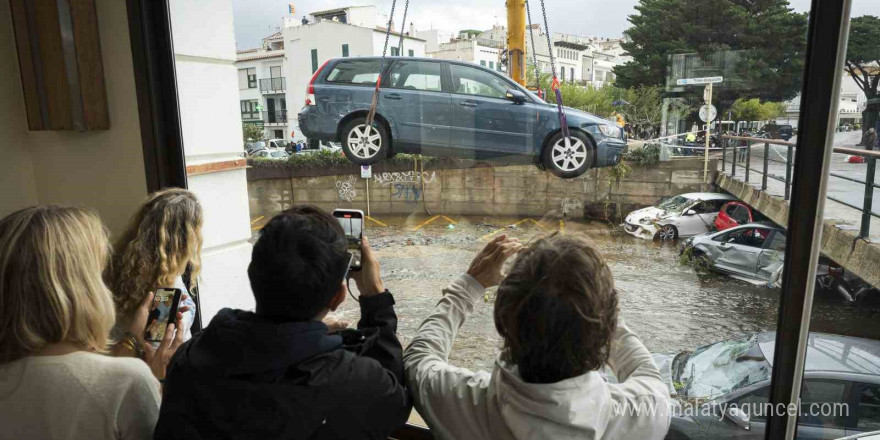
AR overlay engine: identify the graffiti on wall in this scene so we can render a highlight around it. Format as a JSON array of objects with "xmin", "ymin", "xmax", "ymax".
[
  {"xmin": 336, "ymin": 176, "xmax": 357, "ymax": 202},
  {"xmin": 373, "ymin": 171, "xmax": 436, "ymax": 186},
  {"xmin": 392, "ymin": 184, "xmax": 422, "ymax": 202},
  {"xmin": 561, "ymin": 197, "xmax": 585, "ymax": 216}
]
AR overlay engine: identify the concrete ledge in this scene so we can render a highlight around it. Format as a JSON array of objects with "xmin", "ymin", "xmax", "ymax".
[{"xmin": 716, "ymin": 173, "xmax": 880, "ymax": 288}]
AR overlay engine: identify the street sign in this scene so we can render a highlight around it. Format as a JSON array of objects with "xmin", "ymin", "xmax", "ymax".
[
  {"xmin": 699, "ymin": 104, "xmax": 718, "ymax": 122},
  {"xmin": 361, "ymin": 165, "xmax": 372, "ymax": 179},
  {"xmin": 704, "ymin": 85, "xmax": 712, "ymax": 103},
  {"xmin": 677, "ymin": 76, "xmax": 724, "ymax": 86}
]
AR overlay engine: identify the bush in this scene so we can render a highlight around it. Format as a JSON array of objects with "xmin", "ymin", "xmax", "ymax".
[{"xmin": 623, "ymin": 143, "xmax": 660, "ymax": 166}]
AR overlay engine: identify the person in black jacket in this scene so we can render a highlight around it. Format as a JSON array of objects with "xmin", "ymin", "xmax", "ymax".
[{"xmin": 153, "ymin": 205, "xmax": 410, "ymax": 439}]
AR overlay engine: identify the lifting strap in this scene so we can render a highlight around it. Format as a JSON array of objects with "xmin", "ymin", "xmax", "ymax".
[
  {"xmin": 535, "ymin": 0, "xmax": 571, "ymax": 143},
  {"xmin": 366, "ymin": 0, "xmax": 410, "ymax": 128}
]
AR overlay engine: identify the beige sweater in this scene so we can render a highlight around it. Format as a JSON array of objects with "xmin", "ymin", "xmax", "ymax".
[
  {"xmin": 403, "ymin": 274, "xmax": 672, "ymax": 440},
  {"xmin": 0, "ymin": 351, "xmax": 160, "ymax": 440}
]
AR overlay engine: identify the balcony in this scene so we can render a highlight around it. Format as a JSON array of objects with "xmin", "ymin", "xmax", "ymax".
[
  {"xmin": 259, "ymin": 77, "xmax": 286, "ymax": 93},
  {"xmin": 263, "ymin": 110, "xmax": 287, "ymax": 125}
]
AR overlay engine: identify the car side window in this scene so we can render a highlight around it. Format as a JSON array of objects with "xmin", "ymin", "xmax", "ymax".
[
  {"xmin": 324, "ymin": 59, "xmax": 386, "ymax": 86},
  {"xmin": 857, "ymin": 384, "xmax": 880, "ymax": 431},
  {"xmin": 387, "ymin": 61, "xmax": 444, "ymax": 92},
  {"xmin": 733, "ymin": 206, "xmax": 751, "ymax": 224},
  {"xmin": 734, "ymin": 386, "xmax": 770, "ymax": 421},
  {"xmin": 449, "ymin": 64, "xmax": 511, "ymax": 99},
  {"xmin": 798, "ymin": 380, "xmax": 850, "ymax": 428},
  {"xmin": 767, "ymin": 232, "xmax": 786, "ymax": 251}
]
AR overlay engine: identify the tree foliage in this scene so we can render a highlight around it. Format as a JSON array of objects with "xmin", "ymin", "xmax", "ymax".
[
  {"xmin": 729, "ymin": 98, "xmax": 786, "ymax": 122},
  {"xmin": 845, "ymin": 15, "xmax": 880, "ymax": 101},
  {"xmin": 242, "ymin": 123, "xmax": 265, "ymax": 143},
  {"xmin": 615, "ymin": 0, "xmax": 808, "ymax": 103}
]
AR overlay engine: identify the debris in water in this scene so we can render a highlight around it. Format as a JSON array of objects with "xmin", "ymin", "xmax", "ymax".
[{"xmin": 448, "ymin": 224, "xmax": 455, "ymax": 230}]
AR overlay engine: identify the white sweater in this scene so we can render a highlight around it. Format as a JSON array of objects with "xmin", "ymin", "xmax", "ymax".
[
  {"xmin": 403, "ymin": 274, "xmax": 672, "ymax": 440},
  {"xmin": 0, "ymin": 351, "xmax": 160, "ymax": 440}
]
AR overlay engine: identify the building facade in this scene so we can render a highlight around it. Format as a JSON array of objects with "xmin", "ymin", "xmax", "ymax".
[
  {"xmin": 525, "ymin": 25, "xmax": 630, "ymax": 88},
  {"xmin": 421, "ymin": 26, "xmax": 506, "ymax": 72},
  {"xmin": 235, "ymin": 45, "xmax": 287, "ymax": 141}
]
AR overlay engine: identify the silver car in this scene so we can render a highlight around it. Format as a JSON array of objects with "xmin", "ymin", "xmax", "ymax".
[
  {"xmin": 623, "ymin": 192, "xmax": 736, "ymax": 241},
  {"xmin": 663, "ymin": 332, "xmax": 880, "ymax": 440},
  {"xmin": 682, "ymin": 223, "xmax": 786, "ymax": 285}
]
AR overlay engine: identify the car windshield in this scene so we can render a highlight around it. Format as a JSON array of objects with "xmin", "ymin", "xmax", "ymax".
[
  {"xmin": 270, "ymin": 151, "xmax": 288, "ymax": 158},
  {"xmin": 657, "ymin": 195, "xmax": 694, "ymax": 212},
  {"xmin": 679, "ymin": 334, "xmax": 771, "ymax": 399},
  {"xmin": 251, "ymin": 141, "xmax": 266, "ymax": 150}
]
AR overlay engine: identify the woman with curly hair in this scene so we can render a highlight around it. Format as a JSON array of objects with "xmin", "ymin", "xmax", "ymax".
[{"xmin": 108, "ymin": 188, "xmax": 202, "ymax": 342}]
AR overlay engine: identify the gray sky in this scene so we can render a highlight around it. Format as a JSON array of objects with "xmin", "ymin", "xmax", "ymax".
[{"xmin": 232, "ymin": 0, "xmax": 877, "ymax": 50}]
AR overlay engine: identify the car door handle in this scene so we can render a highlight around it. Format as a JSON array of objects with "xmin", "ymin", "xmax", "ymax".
[
  {"xmin": 459, "ymin": 100, "xmax": 478, "ymax": 108},
  {"xmin": 384, "ymin": 94, "xmax": 402, "ymax": 100}
]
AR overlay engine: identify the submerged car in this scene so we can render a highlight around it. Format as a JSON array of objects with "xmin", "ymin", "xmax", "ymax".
[
  {"xmin": 715, "ymin": 201, "xmax": 756, "ymax": 232},
  {"xmin": 623, "ymin": 192, "xmax": 736, "ymax": 240},
  {"xmin": 298, "ymin": 57, "xmax": 628, "ymax": 178},
  {"xmin": 661, "ymin": 332, "xmax": 880, "ymax": 440},
  {"xmin": 682, "ymin": 223, "xmax": 786, "ymax": 285}
]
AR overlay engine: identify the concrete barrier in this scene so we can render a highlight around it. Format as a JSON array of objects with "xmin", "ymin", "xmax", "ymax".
[{"xmin": 247, "ymin": 158, "xmax": 718, "ymax": 223}]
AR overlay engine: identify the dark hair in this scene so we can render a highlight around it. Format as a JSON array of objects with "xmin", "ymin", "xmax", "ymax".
[
  {"xmin": 248, "ymin": 206, "xmax": 349, "ymax": 321},
  {"xmin": 494, "ymin": 233, "xmax": 619, "ymax": 384}
]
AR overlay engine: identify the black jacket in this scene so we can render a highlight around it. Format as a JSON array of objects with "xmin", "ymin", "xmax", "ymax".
[{"xmin": 153, "ymin": 292, "xmax": 411, "ymax": 440}]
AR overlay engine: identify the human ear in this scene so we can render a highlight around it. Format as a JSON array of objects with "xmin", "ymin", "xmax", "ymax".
[{"xmin": 329, "ymin": 281, "xmax": 347, "ymax": 311}]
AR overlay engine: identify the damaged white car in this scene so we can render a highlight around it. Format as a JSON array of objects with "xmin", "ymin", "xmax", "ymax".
[{"xmin": 623, "ymin": 192, "xmax": 736, "ymax": 240}]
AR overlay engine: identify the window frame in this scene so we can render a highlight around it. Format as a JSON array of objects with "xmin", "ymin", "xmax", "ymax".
[
  {"xmin": 384, "ymin": 59, "xmax": 447, "ymax": 93},
  {"xmin": 341, "ymin": 44, "xmax": 349, "ymax": 58},
  {"xmin": 447, "ymin": 62, "xmax": 521, "ymax": 101},
  {"xmin": 310, "ymin": 49, "xmax": 318, "ymax": 73}
]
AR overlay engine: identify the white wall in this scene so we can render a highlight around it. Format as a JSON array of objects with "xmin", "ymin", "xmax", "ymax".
[
  {"xmin": 370, "ymin": 30, "xmax": 426, "ymax": 57},
  {"xmin": 0, "ymin": 0, "xmax": 147, "ymax": 234},
  {"xmin": 170, "ymin": 0, "xmax": 255, "ymax": 319}
]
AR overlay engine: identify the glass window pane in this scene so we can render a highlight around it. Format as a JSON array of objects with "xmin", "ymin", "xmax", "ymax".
[
  {"xmin": 387, "ymin": 61, "xmax": 443, "ymax": 92},
  {"xmin": 449, "ymin": 63, "xmax": 510, "ymax": 99},
  {"xmin": 325, "ymin": 59, "xmax": 385, "ymax": 85}
]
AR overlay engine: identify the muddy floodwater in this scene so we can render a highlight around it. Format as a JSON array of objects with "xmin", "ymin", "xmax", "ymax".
[{"xmin": 325, "ymin": 215, "xmax": 880, "ymax": 373}]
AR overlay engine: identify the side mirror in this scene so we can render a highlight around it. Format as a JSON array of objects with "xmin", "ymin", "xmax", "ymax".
[
  {"xmin": 725, "ymin": 406, "xmax": 750, "ymax": 430},
  {"xmin": 505, "ymin": 89, "xmax": 527, "ymax": 104},
  {"xmin": 685, "ymin": 209, "xmax": 697, "ymax": 216}
]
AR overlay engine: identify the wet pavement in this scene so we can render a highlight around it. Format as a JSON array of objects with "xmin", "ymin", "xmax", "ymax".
[{"xmin": 324, "ymin": 215, "xmax": 880, "ymax": 373}]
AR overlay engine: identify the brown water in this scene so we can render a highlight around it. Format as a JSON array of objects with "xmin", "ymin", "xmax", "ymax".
[{"xmin": 326, "ymin": 215, "xmax": 880, "ymax": 373}]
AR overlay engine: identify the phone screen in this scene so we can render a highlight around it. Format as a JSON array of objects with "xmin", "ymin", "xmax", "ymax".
[
  {"xmin": 333, "ymin": 210, "xmax": 363, "ymax": 271},
  {"xmin": 144, "ymin": 288, "xmax": 182, "ymax": 342}
]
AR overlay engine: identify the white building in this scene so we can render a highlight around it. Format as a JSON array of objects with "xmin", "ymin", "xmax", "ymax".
[
  {"xmin": 779, "ymin": 71, "xmax": 869, "ymax": 129},
  {"xmin": 235, "ymin": 37, "xmax": 288, "ymax": 141},
  {"xmin": 525, "ymin": 25, "xmax": 630, "ymax": 88},
  {"xmin": 282, "ymin": 5, "xmax": 426, "ymax": 137},
  {"xmin": 421, "ymin": 26, "xmax": 506, "ymax": 71}
]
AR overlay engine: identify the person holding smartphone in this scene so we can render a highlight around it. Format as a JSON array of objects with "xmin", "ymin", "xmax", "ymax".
[{"xmin": 154, "ymin": 205, "xmax": 410, "ymax": 439}]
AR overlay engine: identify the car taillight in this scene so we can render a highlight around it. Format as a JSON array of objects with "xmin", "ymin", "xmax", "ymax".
[{"xmin": 306, "ymin": 60, "xmax": 330, "ymax": 106}]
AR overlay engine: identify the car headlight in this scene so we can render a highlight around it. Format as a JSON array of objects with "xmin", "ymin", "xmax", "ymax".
[{"xmin": 597, "ymin": 124, "xmax": 622, "ymax": 139}]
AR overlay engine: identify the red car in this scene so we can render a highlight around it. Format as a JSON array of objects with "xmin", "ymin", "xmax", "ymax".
[{"xmin": 715, "ymin": 201, "xmax": 754, "ymax": 231}]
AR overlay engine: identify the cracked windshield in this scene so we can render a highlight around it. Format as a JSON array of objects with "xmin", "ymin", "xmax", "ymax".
[{"xmin": 180, "ymin": 0, "xmax": 880, "ymax": 437}]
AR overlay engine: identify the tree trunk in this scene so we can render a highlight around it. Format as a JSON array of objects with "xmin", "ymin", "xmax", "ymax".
[{"xmin": 859, "ymin": 96, "xmax": 879, "ymax": 146}]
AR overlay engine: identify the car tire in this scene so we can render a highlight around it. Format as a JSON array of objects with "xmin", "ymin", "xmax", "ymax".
[
  {"xmin": 541, "ymin": 130, "xmax": 594, "ymax": 179},
  {"xmin": 340, "ymin": 117, "xmax": 390, "ymax": 165},
  {"xmin": 656, "ymin": 225, "xmax": 678, "ymax": 241}
]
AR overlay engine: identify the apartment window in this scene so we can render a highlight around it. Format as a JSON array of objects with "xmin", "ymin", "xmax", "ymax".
[
  {"xmin": 342, "ymin": 44, "xmax": 349, "ymax": 58},
  {"xmin": 239, "ymin": 99, "xmax": 260, "ymax": 120},
  {"xmin": 391, "ymin": 47, "xmax": 400, "ymax": 56},
  {"xmin": 570, "ymin": 67, "xmax": 574, "ymax": 83},
  {"xmin": 311, "ymin": 49, "xmax": 318, "ymax": 73},
  {"xmin": 480, "ymin": 60, "xmax": 486, "ymax": 67},
  {"xmin": 270, "ymin": 66, "xmax": 281, "ymax": 79},
  {"xmin": 560, "ymin": 67, "xmax": 565, "ymax": 82},
  {"xmin": 408, "ymin": 49, "xmax": 414, "ymax": 57},
  {"xmin": 238, "ymin": 68, "xmax": 256, "ymax": 89},
  {"xmin": 489, "ymin": 61, "xmax": 494, "ymax": 69}
]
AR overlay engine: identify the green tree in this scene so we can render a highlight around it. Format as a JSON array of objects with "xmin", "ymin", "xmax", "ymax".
[
  {"xmin": 620, "ymin": 86, "xmax": 664, "ymax": 131},
  {"xmin": 729, "ymin": 98, "xmax": 786, "ymax": 122},
  {"xmin": 242, "ymin": 123, "xmax": 265, "ymax": 143},
  {"xmin": 845, "ymin": 16, "xmax": 880, "ymax": 143},
  {"xmin": 615, "ymin": 0, "xmax": 808, "ymax": 103}
]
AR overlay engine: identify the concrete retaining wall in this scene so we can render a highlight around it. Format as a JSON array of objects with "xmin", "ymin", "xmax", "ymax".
[{"xmin": 247, "ymin": 158, "xmax": 718, "ymax": 222}]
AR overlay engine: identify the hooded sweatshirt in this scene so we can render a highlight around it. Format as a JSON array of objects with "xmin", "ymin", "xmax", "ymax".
[
  {"xmin": 154, "ymin": 292, "xmax": 410, "ymax": 440},
  {"xmin": 403, "ymin": 274, "xmax": 671, "ymax": 440}
]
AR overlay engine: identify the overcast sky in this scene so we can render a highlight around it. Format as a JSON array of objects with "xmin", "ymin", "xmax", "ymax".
[{"xmin": 232, "ymin": 0, "xmax": 877, "ymax": 50}]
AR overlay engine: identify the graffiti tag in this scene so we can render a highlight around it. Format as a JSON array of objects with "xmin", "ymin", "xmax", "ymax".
[
  {"xmin": 392, "ymin": 184, "xmax": 422, "ymax": 202},
  {"xmin": 561, "ymin": 197, "xmax": 584, "ymax": 215},
  {"xmin": 373, "ymin": 171, "xmax": 436, "ymax": 186},
  {"xmin": 336, "ymin": 176, "xmax": 357, "ymax": 202}
]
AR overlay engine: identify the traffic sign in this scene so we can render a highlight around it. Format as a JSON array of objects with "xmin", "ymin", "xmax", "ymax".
[
  {"xmin": 361, "ymin": 165, "xmax": 372, "ymax": 179},
  {"xmin": 699, "ymin": 105, "xmax": 718, "ymax": 122},
  {"xmin": 677, "ymin": 76, "xmax": 724, "ymax": 86}
]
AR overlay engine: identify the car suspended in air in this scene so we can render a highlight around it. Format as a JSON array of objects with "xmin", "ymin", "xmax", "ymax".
[{"xmin": 297, "ymin": 57, "xmax": 628, "ymax": 178}]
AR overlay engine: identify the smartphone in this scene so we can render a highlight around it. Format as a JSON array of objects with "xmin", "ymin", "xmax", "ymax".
[
  {"xmin": 333, "ymin": 209, "xmax": 364, "ymax": 272},
  {"xmin": 144, "ymin": 288, "xmax": 182, "ymax": 343}
]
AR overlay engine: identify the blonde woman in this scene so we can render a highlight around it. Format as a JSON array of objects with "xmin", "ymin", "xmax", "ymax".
[
  {"xmin": 108, "ymin": 189, "xmax": 202, "ymax": 342},
  {"xmin": 0, "ymin": 206, "xmax": 183, "ymax": 440}
]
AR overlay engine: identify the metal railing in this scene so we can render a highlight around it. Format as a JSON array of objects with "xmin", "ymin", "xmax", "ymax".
[
  {"xmin": 721, "ymin": 135, "xmax": 879, "ymax": 238},
  {"xmin": 259, "ymin": 77, "xmax": 286, "ymax": 93},
  {"xmin": 262, "ymin": 110, "xmax": 287, "ymax": 124}
]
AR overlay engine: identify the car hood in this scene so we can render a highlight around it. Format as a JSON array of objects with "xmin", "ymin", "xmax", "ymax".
[
  {"xmin": 626, "ymin": 206, "xmax": 678, "ymax": 224},
  {"xmin": 563, "ymin": 106, "xmax": 615, "ymax": 125}
]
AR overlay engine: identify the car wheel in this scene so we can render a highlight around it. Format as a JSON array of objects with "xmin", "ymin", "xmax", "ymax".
[
  {"xmin": 341, "ymin": 117, "xmax": 389, "ymax": 165},
  {"xmin": 541, "ymin": 131, "xmax": 594, "ymax": 179},
  {"xmin": 656, "ymin": 225, "xmax": 678, "ymax": 241}
]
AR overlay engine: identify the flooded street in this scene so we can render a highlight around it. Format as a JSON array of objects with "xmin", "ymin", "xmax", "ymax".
[{"xmin": 325, "ymin": 215, "xmax": 880, "ymax": 373}]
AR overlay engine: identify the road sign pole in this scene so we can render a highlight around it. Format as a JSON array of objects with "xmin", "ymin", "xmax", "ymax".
[{"xmin": 704, "ymin": 83, "xmax": 712, "ymax": 184}]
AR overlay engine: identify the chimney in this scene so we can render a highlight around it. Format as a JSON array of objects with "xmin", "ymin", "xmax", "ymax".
[{"xmin": 409, "ymin": 22, "xmax": 415, "ymax": 36}]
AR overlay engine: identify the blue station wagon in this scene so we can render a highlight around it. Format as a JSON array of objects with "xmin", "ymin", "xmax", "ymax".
[{"xmin": 298, "ymin": 57, "xmax": 628, "ymax": 178}]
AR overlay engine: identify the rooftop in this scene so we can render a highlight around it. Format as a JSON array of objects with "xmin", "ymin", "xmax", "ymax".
[{"xmin": 236, "ymin": 49, "xmax": 285, "ymax": 62}]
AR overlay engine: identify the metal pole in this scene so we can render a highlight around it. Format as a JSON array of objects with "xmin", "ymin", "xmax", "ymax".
[
  {"xmin": 785, "ymin": 145, "xmax": 793, "ymax": 201},
  {"xmin": 861, "ymin": 143, "xmax": 876, "ymax": 238},
  {"xmin": 732, "ymin": 142, "xmax": 737, "ymax": 177},
  {"xmin": 366, "ymin": 175, "xmax": 371, "ymax": 217},
  {"xmin": 763, "ymin": 142, "xmax": 770, "ymax": 191},
  {"xmin": 745, "ymin": 140, "xmax": 752, "ymax": 183},
  {"xmin": 722, "ymin": 138, "xmax": 727, "ymax": 173},
  {"xmin": 506, "ymin": 0, "xmax": 526, "ymax": 86},
  {"xmin": 703, "ymin": 83, "xmax": 712, "ymax": 183}
]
